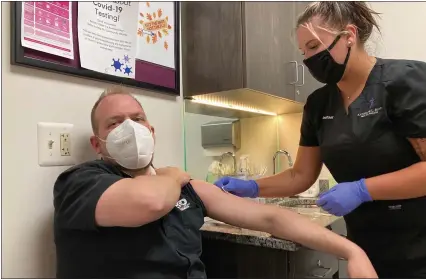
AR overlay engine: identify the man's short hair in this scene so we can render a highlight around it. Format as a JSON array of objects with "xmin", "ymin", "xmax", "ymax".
[{"xmin": 90, "ymin": 86, "xmax": 142, "ymax": 134}]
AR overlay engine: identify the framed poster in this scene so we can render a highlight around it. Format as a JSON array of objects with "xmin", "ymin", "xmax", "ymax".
[{"xmin": 11, "ymin": 1, "xmax": 181, "ymax": 96}]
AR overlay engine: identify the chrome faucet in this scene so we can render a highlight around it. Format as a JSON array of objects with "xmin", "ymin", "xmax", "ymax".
[
  {"xmin": 220, "ymin": 152, "xmax": 236, "ymax": 174},
  {"xmin": 273, "ymin": 150, "xmax": 293, "ymax": 174}
]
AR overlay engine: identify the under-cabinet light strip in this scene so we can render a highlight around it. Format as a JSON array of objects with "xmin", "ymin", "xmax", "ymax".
[{"xmin": 191, "ymin": 97, "xmax": 277, "ymax": 116}]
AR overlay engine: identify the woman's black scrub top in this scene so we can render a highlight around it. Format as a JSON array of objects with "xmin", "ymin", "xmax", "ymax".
[{"xmin": 300, "ymin": 58, "xmax": 426, "ymax": 264}]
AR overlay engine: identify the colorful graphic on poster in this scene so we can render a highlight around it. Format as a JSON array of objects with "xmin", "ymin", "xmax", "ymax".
[
  {"xmin": 136, "ymin": 2, "xmax": 175, "ymax": 69},
  {"xmin": 78, "ymin": 2, "xmax": 138, "ymax": 78},
  {"xmin": 21, "ymin": 1, "xmax": 74, "ymax": 59}
]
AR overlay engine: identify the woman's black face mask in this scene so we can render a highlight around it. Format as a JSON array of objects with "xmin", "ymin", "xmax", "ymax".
[{"xmin": 303, "ymin": 35, "xmax": 351, "ymax": 84}]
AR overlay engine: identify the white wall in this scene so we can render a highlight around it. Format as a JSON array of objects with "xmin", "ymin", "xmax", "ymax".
[
  {"xmin": 1, "ymin": 2, "xmax": 183, "ymax": 277},
  {"xmin": 367, "ymin": 2, "xmax": 426, "ymax": 62}
]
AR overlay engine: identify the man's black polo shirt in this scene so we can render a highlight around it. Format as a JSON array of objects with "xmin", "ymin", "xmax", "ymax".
[{"xmin": 53, "ymin": 160, "xmax": 207, "ymax": 279}]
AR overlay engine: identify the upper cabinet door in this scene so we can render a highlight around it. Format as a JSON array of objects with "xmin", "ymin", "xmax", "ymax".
[
  {"xmin": 181, "ymin": 2, "xmax": 244, "ymax": 96},
  {"xmin": 293, "ymin": 2, "xmax": 325, "ymax": 103},
  {"xmin": 244, "ymin": 2, "xmax": 297, "ymax": 100}
]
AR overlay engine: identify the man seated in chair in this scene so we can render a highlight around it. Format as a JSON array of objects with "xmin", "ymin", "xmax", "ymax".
[{"xmin": 53, "ymin": 87, "xmax": 377, "ymax": 279}]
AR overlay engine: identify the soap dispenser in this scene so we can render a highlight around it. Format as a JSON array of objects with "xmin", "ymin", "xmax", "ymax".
[{"xmin": 236, "ymin": 155, "xmax": 250, "ymax": 180}]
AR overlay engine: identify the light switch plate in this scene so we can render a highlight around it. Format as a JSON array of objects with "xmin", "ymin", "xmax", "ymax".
[{"xmin": 37, "ymin": 122, "xmax": 75, "ymax": 166}]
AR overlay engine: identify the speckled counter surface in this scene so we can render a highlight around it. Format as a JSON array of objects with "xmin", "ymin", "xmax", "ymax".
[{"xmin": 200, "ymin": 198, "xmax": 341, "ymax": 252}]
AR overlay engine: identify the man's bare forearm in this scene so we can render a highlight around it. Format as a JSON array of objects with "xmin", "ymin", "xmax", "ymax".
[{"xmin": 269, "ymin": 207, "xmax": 361, "ymax": 260}]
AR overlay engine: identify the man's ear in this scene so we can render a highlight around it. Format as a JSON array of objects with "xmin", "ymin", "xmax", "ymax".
[
  {"xmin": 150, "ymin": 125, "xmax": 156, "ymax": 141},
  {"xmin": 90, "ymin": 135, "xmax": 102, "ymax": 154}
]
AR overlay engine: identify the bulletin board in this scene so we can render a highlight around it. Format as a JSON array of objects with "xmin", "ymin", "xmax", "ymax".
[{"xmin": 10, "ymin": 1, "xmax": 180, "ymax": 96}]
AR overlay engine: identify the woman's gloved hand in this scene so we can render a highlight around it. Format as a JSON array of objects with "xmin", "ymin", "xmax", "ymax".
[
  {"xmin": 316, "ymin": 178, "xmax": 372, "ymax": 216},
  {"xmin": 213, "ymin": 177, "xmax": 259, "ymax": 198}
]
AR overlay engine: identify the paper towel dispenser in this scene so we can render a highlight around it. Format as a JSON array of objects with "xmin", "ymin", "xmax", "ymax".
[{"xmin": 201, "ymin": 119, "xmax": 241, "ymax": 149}]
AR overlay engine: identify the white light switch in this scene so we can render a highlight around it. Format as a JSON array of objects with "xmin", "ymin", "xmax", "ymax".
[{"xmin": 37, "ymin": 122, "xmax": 75, "ymax": 166}]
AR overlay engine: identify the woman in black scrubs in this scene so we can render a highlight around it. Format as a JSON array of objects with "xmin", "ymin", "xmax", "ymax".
[{"xmin": 214, "ymin": 2, "xmax": 426, "ymax": 278}]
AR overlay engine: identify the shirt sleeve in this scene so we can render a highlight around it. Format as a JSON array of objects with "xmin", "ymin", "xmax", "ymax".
[
  {"xmin": 299, "ymin": 97, "xmax": 320, "ymax": 147},
  {"xmin": 54, "ymin": 165, "xmax": 124, "ymax": 231},
  {"xmin": 386, "ymin": 60, "xmax": 426, "ymax": 138},
  {"xmin": 186, "ymin": 181, "xmax": 208, "ymax": 217}
]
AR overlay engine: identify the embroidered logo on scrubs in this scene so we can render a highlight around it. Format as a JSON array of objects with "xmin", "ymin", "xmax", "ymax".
[
  {"xmin": 368, "ymin": 98, "xmax": 375, "ymax": 109},
  {"xmin": 175, "ymin": 198, "xmax": 190, "ymax": 211},
  {"xmin": 357, "ymin": 98, "xmax": 383, "ymax": 118}
]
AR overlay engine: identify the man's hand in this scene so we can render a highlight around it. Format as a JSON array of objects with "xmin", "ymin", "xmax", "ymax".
[
  {"xmin": 156, "ymin": 167, "xmax": 190, "ymax": 186},
  {"xmin": 347, "ymin": 250, "xmax": 378, "ymax": 278}
]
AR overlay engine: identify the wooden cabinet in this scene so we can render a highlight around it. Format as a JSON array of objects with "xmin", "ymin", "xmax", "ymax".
[
  {"xmin": 244, "ymin": 2, "xmax": 296, "ymax": 100},
  {"xmin": 182, "ymin": 1, "xmax": 323, "ymax": 103},
  {"xmin": 181, "ymin": 2, "xmax": 244, "ymax": 96},
  {"xmin": 289, "ymin": 248, "xmax": 339, "ymax": 278},
  {"xmin": 293, "ymin": 2, "xmax": 325, "ymax": 103},
  {"xmin": 202, "ymin": 238, "xmax": 341, "ymax": 279}
]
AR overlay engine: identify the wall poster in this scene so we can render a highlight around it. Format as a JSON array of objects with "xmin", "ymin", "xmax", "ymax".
[{"xmin": 78, "ymin": 2, "xmax": 138, "ymax": 78}]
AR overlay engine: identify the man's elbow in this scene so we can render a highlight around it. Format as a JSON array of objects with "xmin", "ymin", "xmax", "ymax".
[
  {"xmin": 254, "ymin": 206, "xmax": 279, "ymax": 234},
  {"xmin": 266, "ymin": 207, "xmax": 302, "ymax": 242},
  {"xmin": 132, "ymin": 176, "xmax": 181, "ymax": 222},
  {"xmin": 146, "ymin": 196, "xmax": 174, "ymax": 217},
  {"xmin": 142, "ymin": 190, "xmax": 176, "ymax": 220}
]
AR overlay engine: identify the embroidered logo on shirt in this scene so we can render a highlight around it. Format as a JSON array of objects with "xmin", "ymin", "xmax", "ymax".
[
  {"xmin": 357, "ymin": 98, "xmax": 383, "ymax": 118},
  {"xmin": 357, "ymin": 107, "xmax": 383, "ymax": 118},
  {"xmin": 368, "ymin": 98, "xmax": 375, "ymax": 109},
  {"xmin": 175, "ymin": 198, "xmax": 190, "ymax": 211},
  {"xmin": 322, "ymin": 116, "xmax": 334, "ymax": 120}
]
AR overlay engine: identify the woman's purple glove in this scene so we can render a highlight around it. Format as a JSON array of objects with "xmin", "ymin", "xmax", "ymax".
[
  {"xmin": 213, "ymin": 177, "xmax": 259, "ymax": 198},
  {"xmin": 316, "ymin": 178, "xmax": 372, "ymax": 216}
]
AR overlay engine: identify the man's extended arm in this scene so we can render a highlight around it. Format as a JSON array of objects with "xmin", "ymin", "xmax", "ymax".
[{"xmin": 191, "ymin": 180, "xmax": 377, "ymax": 278}]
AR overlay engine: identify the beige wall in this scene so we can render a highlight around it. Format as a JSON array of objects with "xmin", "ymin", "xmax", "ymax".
[
  {"xmin": 2, "ymin": 2, "xmax": 184, "ymax": 277},
  {"xmin": 367, "ymin": 2, "xmax": 426, "ymax": 62},
  {"xmin": 236, "ymin": 116, "xmax": 278, "ymax": 177}
]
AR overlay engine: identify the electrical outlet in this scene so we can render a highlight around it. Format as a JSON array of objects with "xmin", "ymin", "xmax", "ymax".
[
  {"xmin": 37, "ymin": 122, "xmax": 75, "ymax": 166},
  {"xmin": 60, "ymin": 133, "xmax": 71, "ymax": 156}
]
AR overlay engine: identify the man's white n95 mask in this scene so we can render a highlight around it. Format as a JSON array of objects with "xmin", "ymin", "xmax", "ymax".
[{"xmin": 103, "ymin": 119, "xmax": 154, "ymax": 170}]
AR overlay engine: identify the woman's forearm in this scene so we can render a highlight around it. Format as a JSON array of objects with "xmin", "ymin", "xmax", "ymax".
[
  {"xmin": 255, "ymin": 146, "xmax": 323, "ymax": 198},
  {"xmin": 366, "ymin": 162, "xmax": 426, "ymax": 200},
  {"xmin": 256, "ymin": 168, "xmax": 314, "ymax": 197}
]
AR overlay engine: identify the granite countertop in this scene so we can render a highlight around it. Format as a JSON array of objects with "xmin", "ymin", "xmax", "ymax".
[{"xmin": 200, "ymin": 198, "xmax": 341, "ymax": 252}]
